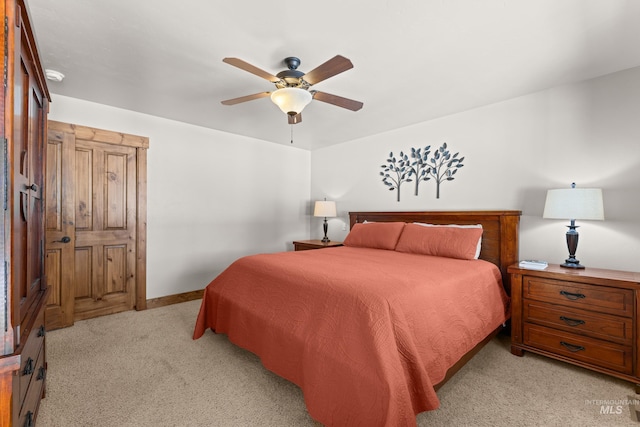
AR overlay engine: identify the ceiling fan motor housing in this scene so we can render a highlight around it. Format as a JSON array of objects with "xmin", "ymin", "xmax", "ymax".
[{"xmin": 274, "ymin": 57, "xmax": 308, "ymax": 88}]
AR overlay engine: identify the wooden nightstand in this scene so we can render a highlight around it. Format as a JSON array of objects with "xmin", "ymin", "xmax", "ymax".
[
  {"xmin": 509, "ymin": 263, "xmax": 640, "ymax": 391},
  {"xmin": 293, "ymin": 240, "xmax": 343, "ymax": 251}
]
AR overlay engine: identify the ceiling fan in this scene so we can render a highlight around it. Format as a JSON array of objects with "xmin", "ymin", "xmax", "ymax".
[{"xmin": 221, "ymin": 55, "xmax": 363, "ymax": 124}]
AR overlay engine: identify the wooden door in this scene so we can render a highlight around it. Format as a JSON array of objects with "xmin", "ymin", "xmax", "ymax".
[
  {"xmin": 45, "ymin": 121, "xmax": 148, "ymax": 329},
  {"xmin": 74, "ymin": 139, "xmax": 138, "ymax": 320},
  {"xmin": 44, "ymin": 128, "xmax": 75, "ymax": 329}
]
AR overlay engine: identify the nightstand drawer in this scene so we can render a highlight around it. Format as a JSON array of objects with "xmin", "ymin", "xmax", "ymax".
[
  {"xmin": 524, "ymin": 324, "xmax": 633, "ymax": 374},
  {"xmin": 295, "ymin": 242, "xmax": 325, "ymax": 251},
  {"xmin": 523, "ymin": 277, "xmax": 633, "ymax": 316},
  {"xmin": 523, "ymin": 300, "xmax": 632, "ymax": 345}
]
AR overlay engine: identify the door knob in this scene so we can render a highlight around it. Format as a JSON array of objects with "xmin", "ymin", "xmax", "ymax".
[
  {"xmin": 26, "ymin": 183, "xmax": 38, "ymax": 191},
  {"xmin": 55, "ymin": 236, "xmax": 71, "ymax": 243}
]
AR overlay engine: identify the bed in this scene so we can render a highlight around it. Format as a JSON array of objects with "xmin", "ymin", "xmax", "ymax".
[{"xmin": 193, "ymin": 210, "xmax": 521, "ymax": 426}]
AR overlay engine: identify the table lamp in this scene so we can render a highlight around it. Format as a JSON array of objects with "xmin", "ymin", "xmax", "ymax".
[
  {"xmin": 313, "ymin": 200, "xmax": 337, "ymax": 243},
  {"xmin": 542, "ymin": 183, "xmax": 604, "ymax": 269}
]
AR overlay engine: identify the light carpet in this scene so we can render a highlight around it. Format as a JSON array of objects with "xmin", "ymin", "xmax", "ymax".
[{"xmin": 37, "ymin": 300, "xmax": 640, "ymax": 426}]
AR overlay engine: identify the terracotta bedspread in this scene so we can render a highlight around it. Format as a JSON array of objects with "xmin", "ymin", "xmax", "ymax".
[{"xmin": 193, "ymin": 246, "xmax": 509, "ymax": 426}]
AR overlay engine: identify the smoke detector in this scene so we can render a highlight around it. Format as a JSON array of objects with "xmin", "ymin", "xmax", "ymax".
[{"xmin": 45, "ymin": 69, "xmax": 65, "ymax": 82}]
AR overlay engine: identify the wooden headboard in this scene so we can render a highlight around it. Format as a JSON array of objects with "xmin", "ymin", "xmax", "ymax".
[{"xmin": 348, "ymin": 210, "xmax": 521, "ymax": 294}]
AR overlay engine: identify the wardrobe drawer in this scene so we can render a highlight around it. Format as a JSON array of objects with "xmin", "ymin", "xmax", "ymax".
[
  {"xmin": 18, "ymin": 308, "xmax": 46, "ymax": 407},
  {"xmin": 524, "ymin": 324, "xmax": 633, "ymax": 374},
  {"xmin": 523, "ymin": 277, "xmax": 633, "ymax": 316},
  {"xmin": 17, "ymin": 344, "xmax": 46, "ymax": 427},
  {"xmin": 524, "ymin": 300, "xmax": 633, "ymax": 345}
]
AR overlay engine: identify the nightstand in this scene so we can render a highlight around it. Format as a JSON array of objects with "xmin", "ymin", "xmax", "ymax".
[
  {"xmin": 509, "ymin": 263, "xmax": 640, "ymax": 392},
  {"xmin": 293, "ymin": 240, "xmax": 343, "ymax": 251}
]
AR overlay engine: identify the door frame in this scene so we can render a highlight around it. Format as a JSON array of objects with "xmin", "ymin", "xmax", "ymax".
[{"xmin": 47, "ymin": 120, "xmax": 148, "ymax": 312}]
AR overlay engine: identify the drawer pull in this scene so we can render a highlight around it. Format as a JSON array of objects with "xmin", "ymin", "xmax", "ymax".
[
  {"xmin": 37, "ymin": 366, "xmax": 46, "ymax": 381},
  {"xmin": 559, "ymin": 316, "xmax": 585, "ymax": 327},
  {"xmin": 38, "ymin": 324, "xmax": 46, "ymax": 337},
  {"xmin": 24, "ymin": 411, "xmax": 34, "ymax": 427},
  {"xmin": 22, "ymin": 357, "xmax": 34, "ymax": 376},
  {"xmin": 560, "ymin": 341, "xmax": 586, "ymax": 352},
  {"xmin": 560, "ymin": 290, "xmax": 586, "ymax": 301}
]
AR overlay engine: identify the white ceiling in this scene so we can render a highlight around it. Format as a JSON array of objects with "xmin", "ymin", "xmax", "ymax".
[{"xmin": 28, "ymin": 0, "xmax": 640, "ymax": 150}]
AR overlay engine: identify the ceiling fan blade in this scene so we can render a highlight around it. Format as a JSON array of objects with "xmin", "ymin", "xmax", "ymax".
[
  {"xmin": 221, "ymin": 92, "xmax": 271, "ymax": 105},
  {"xmin": 312, "ymin": 91, "xmax": 363, "ymax": 111},
  {"xmin": 303, "ymin": 55, "xmax": 354, "ymax": 86},
  {"xmin": 222, "ymin": 58, "xmax": 281, "ymax": 83},
  {"xmin": 288, "ymin": 113, "xmax": 302, "ymax": 125}
]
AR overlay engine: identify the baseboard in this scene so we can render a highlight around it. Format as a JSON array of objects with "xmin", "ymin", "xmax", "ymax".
[{"xmin": 146, "ymin": 289, "xmax": 204, "ymax": 310}]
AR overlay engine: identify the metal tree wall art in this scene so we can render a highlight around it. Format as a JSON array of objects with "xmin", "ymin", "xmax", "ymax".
[
  {"xmin": 427, "ymin": 142, "xmax": 465, "ymax": 199},
  {"xmin": 379, "ymin": 142, "xmax": 465, "ymax": 201},
  {"xmin": 380, "ymin": 151, "xmax": 412, "ymax": 202},
  {"xmin": 408, "ymin": 145, "xmax": 432, "ymax": 196}
]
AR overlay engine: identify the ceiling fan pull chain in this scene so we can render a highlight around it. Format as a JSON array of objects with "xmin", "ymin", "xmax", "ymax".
[{"xmin": 290, "ymin": 124, "xmax": 294, "ymax": 144}]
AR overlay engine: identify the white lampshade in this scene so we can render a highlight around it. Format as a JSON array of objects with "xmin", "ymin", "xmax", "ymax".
[
  {"xmin": 270, "ymin": 87, "xmax": 312, "ymax": 115},
  {"xmin": 314, "ymin": 200, "xmax": 336, "ymax": 218},
  {"xmin": 543, "ymin": 188, "xmax": 604, "ymax": 220}
]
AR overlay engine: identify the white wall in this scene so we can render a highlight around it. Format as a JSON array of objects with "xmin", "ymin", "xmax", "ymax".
[
  {"xmin": 48, "ymin": 95, "xmax": 311, "ymax": 299},
  {"xmin": 47, "ymin": 64, "xmax": 640, "ymax": 301},
  {"xmin": 312, "ymin": 66, "xmax": 640, "ymax": 273}
]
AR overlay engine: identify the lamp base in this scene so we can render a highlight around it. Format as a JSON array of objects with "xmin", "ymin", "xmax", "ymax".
[
  {"xmin": 561, "ymin": 258, "xmax": 585, "ymax": 269},
  {"xmin": 321, "ymin": 218, "xmax": 330, "ymax": 243},
  {"xmin": 561, "ymin": 221, "xmax": 585, "ymax": 269}
]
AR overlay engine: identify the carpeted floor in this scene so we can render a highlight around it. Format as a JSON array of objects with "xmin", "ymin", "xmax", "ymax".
[{"xmin": 37, "ymin": 300, "xmax": 640, "ymax": 426}]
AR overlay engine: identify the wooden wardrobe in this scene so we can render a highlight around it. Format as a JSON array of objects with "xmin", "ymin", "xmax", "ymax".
[{"xmin": 0, "ymin": 0, "xmax": 51, "ymax": 425}]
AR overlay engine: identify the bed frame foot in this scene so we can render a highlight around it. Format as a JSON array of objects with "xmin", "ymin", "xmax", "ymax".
[{"xmin": 635, "ymin": 383, "xmax": 640, "ymax": 395}]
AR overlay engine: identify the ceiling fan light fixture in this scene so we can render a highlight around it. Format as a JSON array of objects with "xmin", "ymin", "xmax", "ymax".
[{"xmin": 270, "ymin": 87, "xmax": 312, "ymax": 116}]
